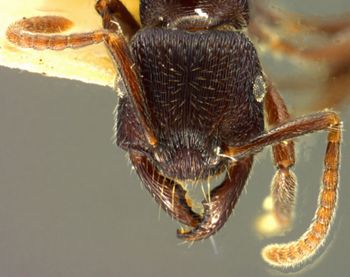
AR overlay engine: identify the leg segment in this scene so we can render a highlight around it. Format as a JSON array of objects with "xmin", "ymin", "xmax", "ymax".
[
  {"xmin": 223, "ymin": 111, "xmax": 341, "ymax": 267},
  {"xmin": 177, "ymin": 156, "xmax": 253, "ymax": 241},
  {"xmin": 264, "ymin": 83, "xmax": 297, "ymax": 227},
  {"xmin": 6, "ymin": 16, "xmax": 107, "ymax": 50},
  {"xmin": 6, "ymin": 0, "xmax": 140, "ymax": 49}
]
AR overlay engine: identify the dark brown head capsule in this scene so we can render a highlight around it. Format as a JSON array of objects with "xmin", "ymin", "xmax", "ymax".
[{"xmin": 113, "ymin": 0, "xmax": 265, "ymax": 239}]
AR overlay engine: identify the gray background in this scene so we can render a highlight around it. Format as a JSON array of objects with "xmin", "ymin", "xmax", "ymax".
[{"xmin": 0, "ymin": 0, "xmax": 349, "ymax": 276}]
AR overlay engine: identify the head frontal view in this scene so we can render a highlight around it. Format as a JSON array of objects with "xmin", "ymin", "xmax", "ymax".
[{"xmin": 4, "ymin": 0, "xmax": 343, "ymax": 270}]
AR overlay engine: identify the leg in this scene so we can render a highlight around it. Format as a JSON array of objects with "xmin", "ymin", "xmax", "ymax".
[
  {"xmin": 7, "ymin": 0, "xmax": 140, "ymax": 49},
  {"xmin": 6, "ymin": 0, "xmax": 140, "ymax": 49},
  {"xmin": 256, "ymin": 82, "xmax": 297, "ymax": 235},
  {"xmin": 223, "ymin": 111, "xmax": 341, "ymax": 267},
  {"xmin": 6, "ymin": 16, "xmax": 107, "ymax": 50}
]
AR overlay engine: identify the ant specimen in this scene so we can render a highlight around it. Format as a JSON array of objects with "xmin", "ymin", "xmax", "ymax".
[{"xmin": 5, "ymin": 0, "xmax": 342, "ymax": 268}]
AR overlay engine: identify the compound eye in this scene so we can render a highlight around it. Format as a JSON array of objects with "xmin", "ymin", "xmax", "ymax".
[{"xmin": 253, "ymin": 75, "xmax": 267, "ymax": 102}]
